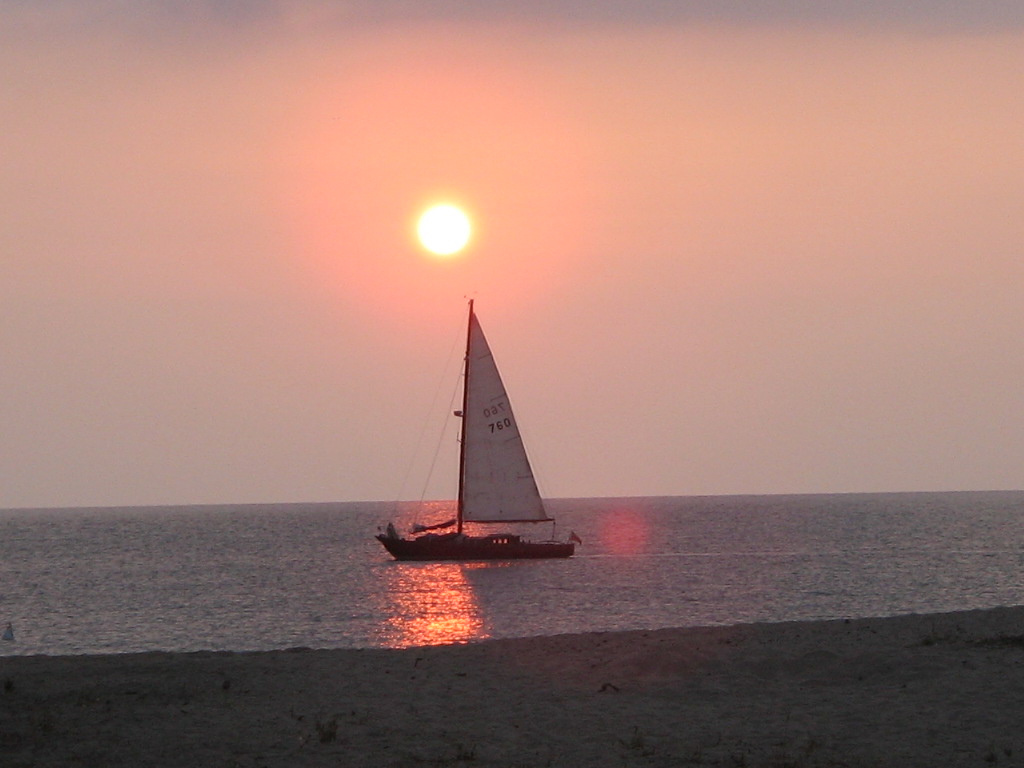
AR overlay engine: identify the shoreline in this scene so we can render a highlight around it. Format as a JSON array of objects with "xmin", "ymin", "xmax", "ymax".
[{"xmin": 3, "ymin": 605, "xmax": 1024, "ymax": 766}]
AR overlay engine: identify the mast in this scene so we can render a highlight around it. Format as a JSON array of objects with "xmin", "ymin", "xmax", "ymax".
[{"xmin": 455, "ymin": 299, "xmax": 474, "ymax": 534}]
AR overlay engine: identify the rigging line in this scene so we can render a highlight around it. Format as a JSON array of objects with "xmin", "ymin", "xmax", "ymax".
[
  {"xmin": 393, "ymin": 311, "xmax": 465, "ymax": 512},
  {"xmin": 417, "ymin": 362, "xmax": 464, "ymax": 509}
]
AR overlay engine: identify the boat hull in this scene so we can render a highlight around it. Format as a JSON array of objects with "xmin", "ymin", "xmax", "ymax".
[{"xmin": 376, "ymin": 533, "xmax": 574, "ymax": 561}]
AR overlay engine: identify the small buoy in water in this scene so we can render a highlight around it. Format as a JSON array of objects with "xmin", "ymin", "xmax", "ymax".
[{"xmin": 2, "ymin": 623, "xmax": 13, "ymax": 642}]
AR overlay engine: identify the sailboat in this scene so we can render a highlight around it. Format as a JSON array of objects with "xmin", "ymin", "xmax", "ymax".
[{"xmin": 377, "ymin": 300, "xmax": 576, "ymax": 561}]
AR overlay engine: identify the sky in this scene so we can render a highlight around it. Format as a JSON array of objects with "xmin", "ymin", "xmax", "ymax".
[{"xmin": 3, "ymin": 1, "xmax": 1023, "ymax": 508}]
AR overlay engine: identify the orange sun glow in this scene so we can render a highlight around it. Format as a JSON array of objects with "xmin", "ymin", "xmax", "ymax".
[{"xmin": 417, "ymin": 204, "xmax": 472, "ymax": 256}]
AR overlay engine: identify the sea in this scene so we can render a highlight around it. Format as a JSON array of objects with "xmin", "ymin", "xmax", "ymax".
[{"xmin": 2, "ymin": 491, "xmax": 1024, "ymax": 657}]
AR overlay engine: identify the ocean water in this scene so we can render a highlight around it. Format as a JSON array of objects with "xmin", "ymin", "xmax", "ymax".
[{"xmin": 2, "ymin": 491, "xmax": 1024, "ymax": 656}]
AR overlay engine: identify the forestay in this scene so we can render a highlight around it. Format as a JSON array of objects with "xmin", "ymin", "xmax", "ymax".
[{"xmin": 460, "ymin": 312, "xmax": 550, "ymax": 523}]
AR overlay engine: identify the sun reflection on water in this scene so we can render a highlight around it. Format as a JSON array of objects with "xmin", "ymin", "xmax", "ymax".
[
  {"xmin": 379, "ymin": 562, "xmax": 490, "ymax": 647},
  {"xmin": 597, "ymin": 502, "xmax": 651, "ymax": 556}
]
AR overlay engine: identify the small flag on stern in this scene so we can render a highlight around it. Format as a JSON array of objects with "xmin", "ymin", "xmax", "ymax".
[{"xmin": 569, "ymin": 531, "xmax": 582, "ymax": 545}]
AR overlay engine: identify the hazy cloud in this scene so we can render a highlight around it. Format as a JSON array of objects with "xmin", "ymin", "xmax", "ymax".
[{"xmin": 4, "ymin": 0, "xmax": 1023, "ymax": 38}]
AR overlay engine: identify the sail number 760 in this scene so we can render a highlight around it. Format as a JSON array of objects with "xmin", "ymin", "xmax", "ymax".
[{"xmin": 483, "ymin": 403, "xmax": 511, "ymax": 433}]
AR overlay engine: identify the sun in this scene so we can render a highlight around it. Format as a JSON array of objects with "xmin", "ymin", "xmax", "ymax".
[{"xmin": 417, "ymin": 204, "xmax": 472, "ymax": 257}]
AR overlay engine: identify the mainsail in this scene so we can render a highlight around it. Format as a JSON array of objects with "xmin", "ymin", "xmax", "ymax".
[{"xmin": 459, "ymin": 309, "xmax": 550, "ymax": 524}]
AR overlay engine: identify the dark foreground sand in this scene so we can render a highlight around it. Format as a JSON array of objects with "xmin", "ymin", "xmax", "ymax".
[{"xmin": 3, "ymin": 606, "xmax": 1024, "ymax": 767}]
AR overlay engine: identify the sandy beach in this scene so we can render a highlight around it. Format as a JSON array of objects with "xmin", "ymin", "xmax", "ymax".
[{"xmin": 3, "ymin": 606, "xmax": 1024, "ymax": 767}]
